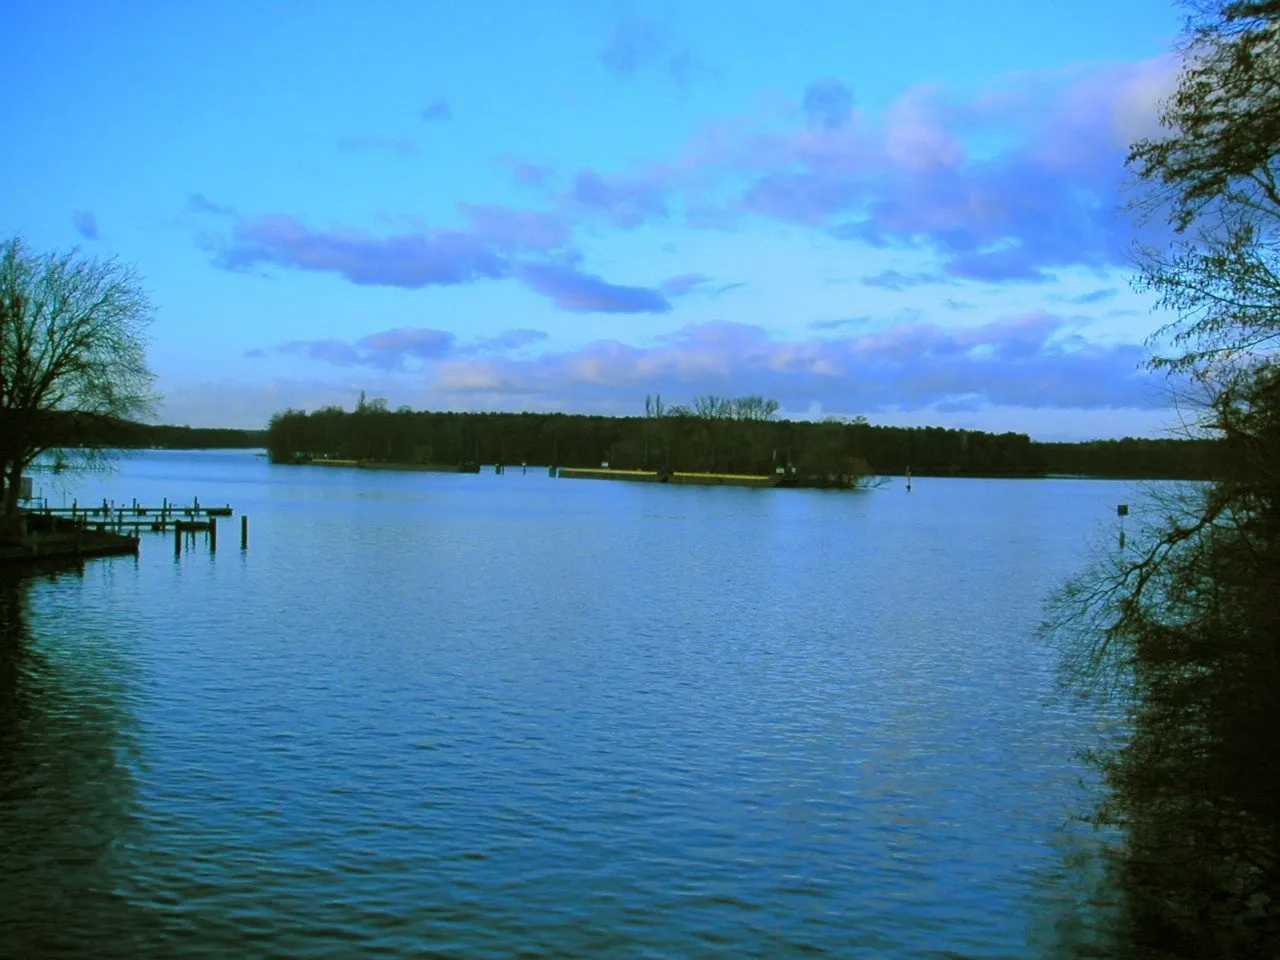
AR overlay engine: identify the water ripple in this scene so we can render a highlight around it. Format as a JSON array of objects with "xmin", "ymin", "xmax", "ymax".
[{"xmin": 0, "ymin": 454, "xmax": 1130, "ymax": 957}]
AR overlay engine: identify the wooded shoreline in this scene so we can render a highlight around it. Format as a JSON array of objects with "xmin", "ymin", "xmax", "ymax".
[{"xmin": 265, "ymin": 407, "xmax": 1220, "ymax": 482}]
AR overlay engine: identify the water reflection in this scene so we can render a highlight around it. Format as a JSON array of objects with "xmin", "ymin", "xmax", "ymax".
[
  {"xmin": 2, "ymin": 458, "xmax": 1158, "ymax": 956},
  {"xmin": 0, "ymin": 566, "xmax": 154, "ymax": 957}
]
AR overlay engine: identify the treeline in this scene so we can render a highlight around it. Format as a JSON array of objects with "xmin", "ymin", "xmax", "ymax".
[
  {"xmin": 1034, "ymin": 437, "xmax": 1218, "ymax": 479},
  {"xmin": 35, "ymin": 413, "xmax": 268, "ymax": 450},
  {"xmin": 264, "ymin": 400, "xmax": 1218, "ymax": 480},
  {"xmin": 109, "ymin": 423, "xmax": 268, "ymax": 449}
]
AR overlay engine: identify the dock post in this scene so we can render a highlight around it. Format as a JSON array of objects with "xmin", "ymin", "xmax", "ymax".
[
  {"xmin": 240, "ymin": 515, "xmax": 248, "ymax": 550},
  {"xmin": 208, "ymin": 516, "xmax": 217, "ymax": 552},
  {"xmin": 162, "ymin": 497, "xmax": 169, "ymax": 522},
  {"xmin": 174, "ymin": 525, "xmax": 182, "ymax": 556}
]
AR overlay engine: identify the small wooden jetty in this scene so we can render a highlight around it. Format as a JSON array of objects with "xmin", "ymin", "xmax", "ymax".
[
  {"xmin": 36, "ymin": 497, "xmax": 233, "ymax": 530},
  {"xmin": 2, "ymin": 497, "xmax": 246, "ymax": 564},
  {"xmin": 0, "ymin": 518, "xmax": 140, "ymax": 563}
]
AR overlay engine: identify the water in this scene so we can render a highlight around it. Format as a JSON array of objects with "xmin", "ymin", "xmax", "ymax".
[{"xmin": 1, "ymin": 451, "xmax": 1130, "ymax": 958}]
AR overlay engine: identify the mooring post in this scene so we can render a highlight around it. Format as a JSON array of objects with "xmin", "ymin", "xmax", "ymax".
[
  {"xmin": 240, "ymin": 515, "xmax": 248, "ymax": 550},
  {"xmin": 194, "ymin": 496, "xmax": 200, "ymax": 514},
  {"xmin": 162, "ymin": 497, "xmax": 169, "ymax": 522},
  {"xmin": 208, "ymin": 516, "xmax": 217, "ymax": 552},
  {"xmin": 174, "ymin": 524, "xmax": 182, "ymax": 556}
]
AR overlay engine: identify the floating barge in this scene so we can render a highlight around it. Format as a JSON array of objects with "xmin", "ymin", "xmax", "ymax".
[
  {"xmin": 557, "ymin": 467, "xmax": 667, "ymax": 483},
  {"xmin": 670, "ymin": 471, "xmax": 777, "ymax": 487},
  {"xmin": 554, "ymin": 467, "xmax": 880, "ymax": 490},
  {"xmin": 292, "ymin": 458, "xmax": 481, "ymax": 473},
  {"xmin": 556, "ymin": 468, "xmax": 779, "ymax": 488}
]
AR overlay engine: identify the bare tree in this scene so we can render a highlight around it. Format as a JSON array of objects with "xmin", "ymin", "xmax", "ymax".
[
  {"xmin": 0, "ymin": 236, "xmax": 156, "ymax": 517},
  {"xmin": 643, "ymin": 393, "xmax": 665, "ymax": 418},
  {"xmin": 730, "ymin": 395, "xmax": 780, "ymax": 421}
]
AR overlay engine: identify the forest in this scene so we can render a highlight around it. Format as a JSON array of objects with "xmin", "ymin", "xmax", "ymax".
[
  {"xmin": 263, "ymin": 396, "xmax": 1218, "ymax": 480},
  {"xmin": 108, "ymin": 423, "xmax": 268, "ymax": 449}
]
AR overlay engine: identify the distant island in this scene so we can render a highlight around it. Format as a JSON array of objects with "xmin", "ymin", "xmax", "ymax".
[
  {"xmin": 37, "ymin": 402, "xmax": 1216, "ymax": 483},
  {"xmin": 261, "ymin": 396, "xmax": 1218, "ymax": 482}
]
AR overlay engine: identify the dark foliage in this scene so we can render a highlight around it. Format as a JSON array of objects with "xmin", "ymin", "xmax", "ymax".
[
  {"xmin": 1049, "ymin": 2, "xmax": 1280, "ymax": 954},
  {"xmin": 103, "ymin": 422, "xmax": 267, "ymax": 450},
  {"xmin": 263, "ymin": 404, "xmax": 1217, "ymax": 480}
]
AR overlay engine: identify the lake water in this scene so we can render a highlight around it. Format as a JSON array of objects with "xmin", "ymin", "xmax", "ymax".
[{"xmin": 1, "ymin": 450, "xmax": 1133, "ymax": 958}]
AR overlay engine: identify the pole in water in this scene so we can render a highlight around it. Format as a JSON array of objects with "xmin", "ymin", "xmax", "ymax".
[
  {"xmin": 208, "ymin": 516, "xmax": 217, "ymax": 552},
  {"xmin": 240, "ymin": 515, "xmax": 249, "ymax": 550},
  {"xmin": 174, "ymin": 525, "xmax": 182, "ymax": 556},
  {"xmin": 905, "ymin": 466, "xmax": 912, "ymax": 493}
]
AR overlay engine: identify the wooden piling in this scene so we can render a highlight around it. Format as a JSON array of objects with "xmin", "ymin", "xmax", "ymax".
[
  {"xmin": 240, "ymin": 515, "xmax": 248, "ymax": 550},
  {"xmin": 207, "ymin": 516, "xmax": 217, "ymax": 551},
  {"xmin": 174, "ymin": 525, "xmax": 182, "ymax": 556}
]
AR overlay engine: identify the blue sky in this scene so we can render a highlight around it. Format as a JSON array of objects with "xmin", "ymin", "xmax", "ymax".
[{"xmin": 1, "ymin": 0, "xmax": 1190, "ymax": 439}]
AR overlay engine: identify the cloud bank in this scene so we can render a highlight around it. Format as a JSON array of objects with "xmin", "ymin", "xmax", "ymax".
[
  {"xmin": 212, "ymin": 212, "xmax": 671, "ymax": 313},
  {"xmin": 430, "ymin": 314, "xmax": 1157, "ymax": 412}
]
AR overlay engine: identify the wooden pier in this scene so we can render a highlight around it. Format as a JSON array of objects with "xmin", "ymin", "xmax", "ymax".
[
  {"xmin": 39, "ymin": 497, "xmax": 233, "ymax": 521},
  {"xmin": 2, "ymin": 496, "xmax": 247, "ymax": 564}
]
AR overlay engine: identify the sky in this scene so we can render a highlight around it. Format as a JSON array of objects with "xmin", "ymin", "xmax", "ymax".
[{"xmin": 1, "ymin": 0, "xmax": 1193, "ymax": 440}]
